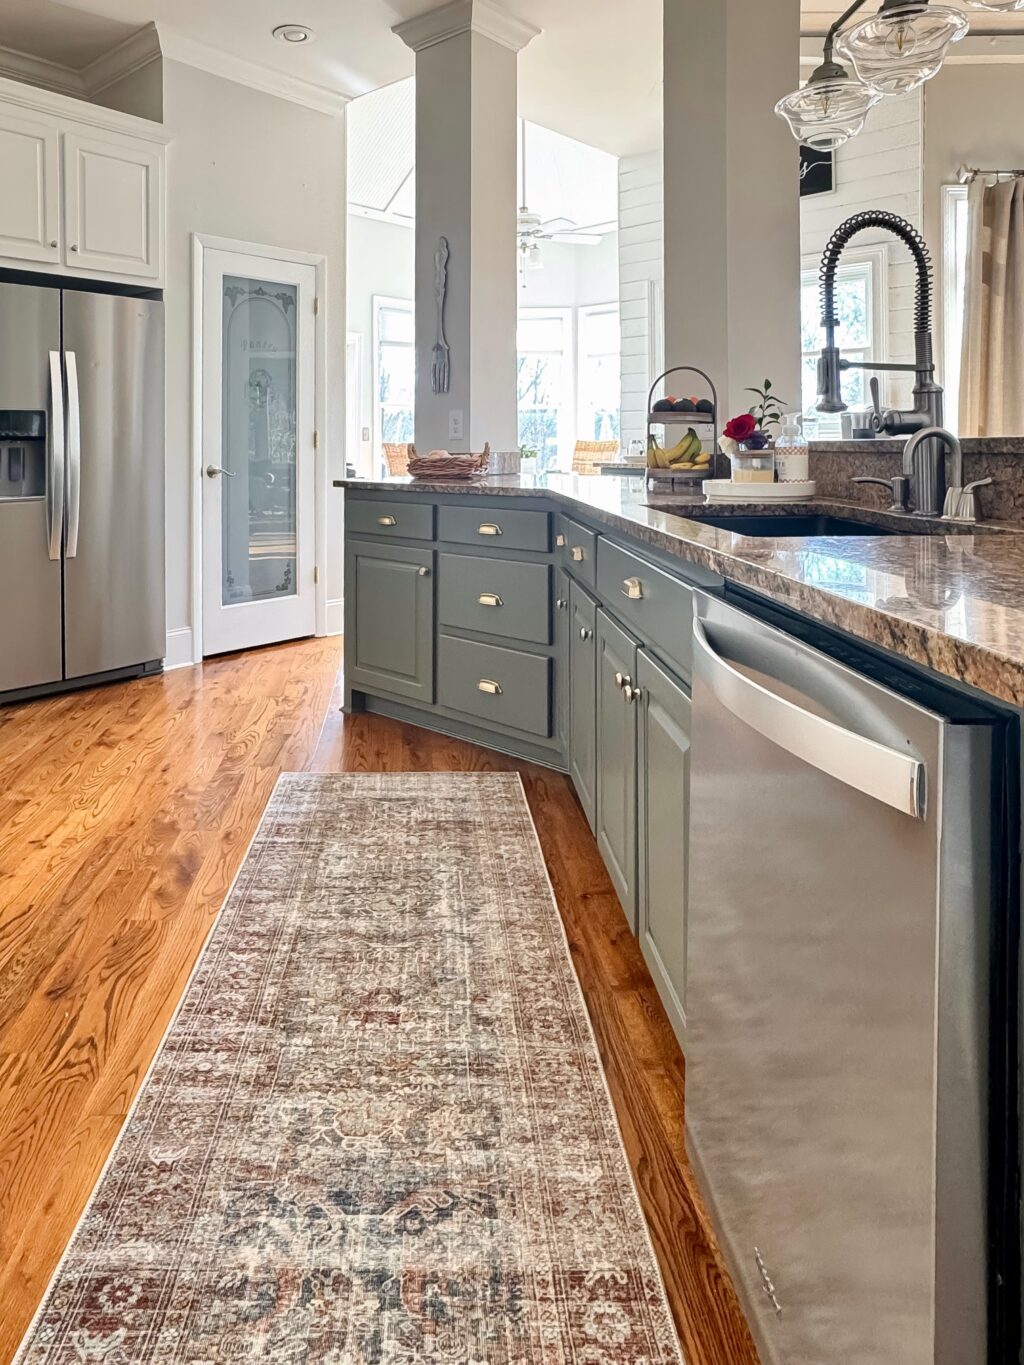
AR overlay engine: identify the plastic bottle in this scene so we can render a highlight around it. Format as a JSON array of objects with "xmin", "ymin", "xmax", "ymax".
[{"xmin": 775, "ymin": 413, "xmax": 809, "ymax": 483}]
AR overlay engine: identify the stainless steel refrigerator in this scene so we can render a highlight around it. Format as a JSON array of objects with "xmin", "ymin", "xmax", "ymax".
[{"xmin": 0, "ymin": 277, "xmax": 164, "ymax": 702}]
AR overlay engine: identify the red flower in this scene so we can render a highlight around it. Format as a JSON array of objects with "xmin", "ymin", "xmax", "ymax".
[{"xmin": 723, "ymin": 413, "xmax": 757, "ymax": 442}]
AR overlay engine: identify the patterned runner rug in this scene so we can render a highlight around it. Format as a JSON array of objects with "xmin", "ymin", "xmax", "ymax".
[{"xmin": 16, "ymin": 772, "xmax": 683, "ymax": 1364}]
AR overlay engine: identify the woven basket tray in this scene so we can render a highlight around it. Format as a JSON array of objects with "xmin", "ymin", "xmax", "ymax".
[{"xmin": 408, "ymin": 443, "xmax": 490, "ymax": 481}]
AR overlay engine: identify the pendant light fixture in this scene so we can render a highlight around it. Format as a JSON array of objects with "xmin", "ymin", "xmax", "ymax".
[
  {"xmin": 778, "ymin": 0, "xmax": 973, "ymax": 149},
  {"xmin": 834, "ymin": 1, "xmax": 968, "ymax": 94},
  {"xmin": 963, "ymin": 0, "xmax": 1024, "ymax": 10}
]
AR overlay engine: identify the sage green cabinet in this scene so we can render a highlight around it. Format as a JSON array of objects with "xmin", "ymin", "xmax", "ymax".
[
  {"xmin": 637, "ymin": 648, "xmax": 691, "ymax": 1037},
  {"xmin": 345, "ymin": 538, "xmax": 434, "ymax": 704},
  {"xmin": 554, "ymin": 570, "xmax": 571, "ymax": 754},
  {"xmin": 595, "ymin": 607, "xmax": 639, "ymax": 924},
  {"xmin": 569, "ymin": 581, "xmax": 598, "ymax": 831}
]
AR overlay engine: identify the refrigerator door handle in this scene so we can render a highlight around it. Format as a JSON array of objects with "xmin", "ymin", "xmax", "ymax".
[
  {"xmin": 65, "ymin": 350, "xmax": 81, "ymax": 559},
  {"xmin": 47, "ymin": 349, "xmax": 65, "ymax": 561},
  {"xmin": 693, "ymin": 616, "xmax": 927, "ymax": 818}
]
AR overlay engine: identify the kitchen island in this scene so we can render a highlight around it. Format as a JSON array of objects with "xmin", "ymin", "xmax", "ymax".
[{"xmin": 336, "ymin": 468, "xmax": 1023, "ymax": 1365}]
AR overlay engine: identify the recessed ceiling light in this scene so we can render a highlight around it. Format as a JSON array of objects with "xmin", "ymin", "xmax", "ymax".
[{"xmin": 272, "ymin": 24, "xmax": 315, "ymax": 44}]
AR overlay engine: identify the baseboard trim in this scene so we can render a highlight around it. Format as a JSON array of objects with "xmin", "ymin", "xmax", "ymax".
[
  {"xmin": 164, "ymin": 627, "xmax": 197, "ymax": 670},
  {"xmin": 325, "ymin": 598, "xmax": 343, "ymax": 637}
]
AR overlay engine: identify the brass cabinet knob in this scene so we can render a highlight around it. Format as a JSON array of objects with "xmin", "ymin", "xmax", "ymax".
[
  {"xmin": 614, "ymin": 671, "xmax": 631, "ymax": 690},
  {"xmin": 478, "ymin": 523, "xmax": 502, "ymax": 536},
  {"xmin": 579, "ymin": 626, "xmax": 592, "ymax": 641},
  {"xmin": 556, "ymin": 597, "xmax": 567, "ymax": 609},
  {"xmin": 624, "ymin": 683, "xmax": 641, "ymax": 703},
  {"xmin": 477, "ymin": 678, "xmax": 502, "ymax": 695}
]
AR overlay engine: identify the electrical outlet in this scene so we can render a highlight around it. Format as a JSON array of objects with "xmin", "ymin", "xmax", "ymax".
[
  {"xmin": 448, "ymin": 410, "xmax": 464, "ymax": 440},
  {"xmin": 361, "ymin": 426, "xmax": 370, "ymax": 441}
]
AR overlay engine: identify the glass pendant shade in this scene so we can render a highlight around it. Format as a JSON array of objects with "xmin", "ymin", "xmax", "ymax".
[
  {"xmin": 835, "ymin": 3, "xmax": 969, "ymax": 95},
  {"xmin": 964, "ymin": 0, "xmax": 1024, "ymax": 9},
  {"xmin": 775, "ymin": 73, "xmax": 881, "ymax": 151}
]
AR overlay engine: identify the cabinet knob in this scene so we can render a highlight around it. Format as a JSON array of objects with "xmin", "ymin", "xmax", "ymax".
[
  {"xmin": 579, "ymin": 626, "xmax": 592, "ymax": 641},
  {"xmin": 571, "ymin": 545, "xmax": 585, "ymax": 562},
  {"xmin": 624, "ymin": 683, "xmax": 641, "ymax": 703},
  {"xmin": 477, "ymin": 678, "xmax": 502, "ymax": 695},
  {"xmin": 621, "ymin": 576, "xmax": 644, "ymax": 600},
  {"xmin": 69, "ymin": 244, "xmax": 78, "ymax": 252},
  {"xmin": 417, "ymin": 565, "xmax": 430, "ymax": 577},
  {"xmin": 478, "ymin": 592, "xmax": 503, "ymax": 607},
  {"xmin": 478, "ymin": 522, "xmax": 502, "ymax": 536},
  {"xmin": 614, "ymin": 671, "xmax": 631, "ymax": 690},
  {"xmin": 556, "ymin": 597, "xmax": 567, "ymax": 610},
  {"xmin": 49, "ymin": 239, "xmax": 58, "ymax": 248}
]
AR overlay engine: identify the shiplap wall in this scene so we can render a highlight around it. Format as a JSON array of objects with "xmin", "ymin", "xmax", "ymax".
[
  {"xmin": 800, "ymin": 89, "xmax": 923, "ymax": 410},
  {"xmin": 618, "ymin": 152, "xmax": 664, "ymax": 446}
]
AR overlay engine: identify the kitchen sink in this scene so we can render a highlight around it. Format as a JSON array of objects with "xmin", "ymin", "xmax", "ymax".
[{"xmin": 671, "ymin": 511, "xmax": 898, "ymax": 537}]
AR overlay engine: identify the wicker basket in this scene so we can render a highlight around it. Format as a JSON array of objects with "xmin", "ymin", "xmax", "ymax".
[{"xmin": 408, "ymin": 443, "xmax": 490, "ymax": 481}]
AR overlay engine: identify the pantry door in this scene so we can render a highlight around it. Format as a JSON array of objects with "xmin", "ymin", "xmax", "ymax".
[{"xmin": 201, "ymin": 248, "xmax": 317, "ymax": 655}]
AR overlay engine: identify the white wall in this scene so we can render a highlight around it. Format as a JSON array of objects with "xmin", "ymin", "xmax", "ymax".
[
  {"xmin": 519, "ymin": 232, "xmax": 618, "ymax": 309},
  {"xmin": 162, "ymin": 60, "xmax": 347, "ymax": 661},
  {"xmin": 346, "ymin": 213, "xmax": 414, "ymax": 475},
  {"xmin": 618, "ymin": 151, "xmax": 663, "ymax": 446},
  {"xmin": 800, "ymin": 90, "xmax": 923, "ymax": 411}
]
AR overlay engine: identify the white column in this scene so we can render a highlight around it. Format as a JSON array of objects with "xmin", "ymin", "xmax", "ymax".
[
  {"xmin": 663, "ymin": 0, "xmax": 801, "ymax": 422},
  {"xmin": 395, "ymin": 0, "xmax": 538, "ymax": 454}
]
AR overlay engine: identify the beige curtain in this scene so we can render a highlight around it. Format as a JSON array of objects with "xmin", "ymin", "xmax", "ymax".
[{"xmin": 959, "ymin": 175, "xmax": 1024, "ymax": 437}]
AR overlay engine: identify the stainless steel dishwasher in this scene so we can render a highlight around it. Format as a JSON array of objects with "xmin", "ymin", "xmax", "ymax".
[{"xmin": 686, "ymin": 589, "xmax": 1019, "ymax": 1365}]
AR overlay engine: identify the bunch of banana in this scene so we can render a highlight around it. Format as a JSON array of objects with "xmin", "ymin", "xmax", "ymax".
[{"xmin": 646, "ymin": 428, "xmax": 711, "ymax": 472}]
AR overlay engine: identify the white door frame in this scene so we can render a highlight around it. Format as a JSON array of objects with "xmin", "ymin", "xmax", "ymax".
[{"xmin": 190, "ymin": 233, "xmax": 328, "ymax": 663}]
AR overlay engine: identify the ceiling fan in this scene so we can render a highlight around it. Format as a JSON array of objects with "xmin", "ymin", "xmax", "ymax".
[{"xmin": 517, "ymin": 121, "xmax": 610, "ymax": 283}]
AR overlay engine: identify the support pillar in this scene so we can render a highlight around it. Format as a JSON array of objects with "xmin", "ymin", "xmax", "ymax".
[
  {"xmin": 395, "ymin": 0, "xmax": 538, "ymax": 454},
  {"xmin": 663, "ymin": 0, "xmax": 802, "ymax": 423}
]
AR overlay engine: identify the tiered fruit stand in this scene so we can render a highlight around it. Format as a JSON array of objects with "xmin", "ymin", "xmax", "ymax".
[{"xmin": 645, "ymin": 364, "xmax": 720, "ymax": 491}]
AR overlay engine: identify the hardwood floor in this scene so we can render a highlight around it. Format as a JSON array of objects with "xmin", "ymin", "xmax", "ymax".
[{"xmin": 0, "ymin": 637, "xmax": 757, "ymax": 1365}]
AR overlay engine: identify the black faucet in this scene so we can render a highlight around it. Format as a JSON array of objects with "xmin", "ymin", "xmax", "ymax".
[{"xmin": 816, "ymin": 210, "xmax": 944, "ymax": 436}]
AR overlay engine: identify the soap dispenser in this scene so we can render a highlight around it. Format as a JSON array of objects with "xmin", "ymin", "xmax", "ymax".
[{"xmin": 775, "ymin": 413, "xmax": 809, "ymax": 483}]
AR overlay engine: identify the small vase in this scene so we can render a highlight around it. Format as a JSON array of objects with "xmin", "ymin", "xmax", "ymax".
[{"xmin": 732, "ymin": 443, "xmax": 775, "ymax": 484}]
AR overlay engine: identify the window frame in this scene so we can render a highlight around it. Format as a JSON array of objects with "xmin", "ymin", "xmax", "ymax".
[
  {"xmin": 371, "ymin": 294, "xmax": 415, "ymax": 474},
  {"xmin": 800, "ymin": 245, "xmax": 888, "ymax": 436},
  {"xmin": 942, "ymin": 182, "xmax": 969, "ymax": 435},
  {"xmin": 516, "ymin": 305, "xmax": 575, "ymax": 472},
  {"xmin": 577, "ymin": 301, "xmax": 622, "ymax": 444}
]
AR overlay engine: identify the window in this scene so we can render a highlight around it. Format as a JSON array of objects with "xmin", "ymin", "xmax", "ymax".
[
  {"xmin": 578, "ymin": 304, "xmax": 621, "ymax": 442},
  {"xmin": 942, "ymin": 184, "xmax": 969, "ymax": 434},
  {"xmin": 800, "ymin": 251, "xmax": 883, "ymax": 437},
  {"xmin": 373, "ymin": 297, "xmax": 414, "ymax": 470},
  {"xmin": 517, "ymin": 309, "xmax": 573, "ymax": 473}
]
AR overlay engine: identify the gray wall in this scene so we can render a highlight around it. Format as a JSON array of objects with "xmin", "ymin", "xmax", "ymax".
[{"xmin": 162, "ymin": 60, "xmax": 347, "ymax": 653}]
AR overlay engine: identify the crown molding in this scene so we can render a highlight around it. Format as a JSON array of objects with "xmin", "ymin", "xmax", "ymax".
[
  {"xmin": 0, "ymin": 22, "xmax": 162, "ymax": 99},
  {"xmin": 159, "ymin": 30, "xmax": 350, "ymax": 115},
  {"xmin": 394, "ymin": 0, "xmax": 540, "ymax": 54}
]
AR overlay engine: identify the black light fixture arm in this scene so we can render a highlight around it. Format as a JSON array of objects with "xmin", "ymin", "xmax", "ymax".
[{"xmin": 822, "ymin": 0, "xmax": 873, "ymax": 67}]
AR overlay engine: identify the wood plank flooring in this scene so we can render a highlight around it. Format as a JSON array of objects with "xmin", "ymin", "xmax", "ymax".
[{"xmin": 0, "ymin": 637, "xmax": 757, "ymax": 1365}]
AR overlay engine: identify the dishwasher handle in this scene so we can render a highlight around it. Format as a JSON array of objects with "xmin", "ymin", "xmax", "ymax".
[{"xmin": 693, "ymin": 616, "xmax": 926, "ymax": 819}]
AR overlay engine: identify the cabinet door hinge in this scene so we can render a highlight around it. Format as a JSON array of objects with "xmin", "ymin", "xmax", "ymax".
[
  {"xmin": 313, "ymin": 430, "xmax": 320, "ymax": 449},
  {"xmin": 313, "ymin": 295, "xmax": 320, "ymax": 315}
]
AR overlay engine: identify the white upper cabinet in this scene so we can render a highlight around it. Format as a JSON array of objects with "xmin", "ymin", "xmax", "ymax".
[
  {"xmin": 63, "ymin": 130, "xmax": 161, "ymax": 280},
  {"xmin": 0, "ymin": 79, "xmax": 167, "ymax": 286},
  {"xmin": 0, "ymin": 109, "xmax": 60, "ymax": 264}
]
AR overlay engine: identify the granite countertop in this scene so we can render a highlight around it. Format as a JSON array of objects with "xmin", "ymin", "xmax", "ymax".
[{"xmin": 335, "ymin": 472, "xmax": 1024, "ymax": 708}]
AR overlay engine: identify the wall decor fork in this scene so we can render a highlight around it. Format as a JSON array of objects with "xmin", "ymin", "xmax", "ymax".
[{"xmin": 432, "ymin": 236, "xmax": 450, "ymax": 394}]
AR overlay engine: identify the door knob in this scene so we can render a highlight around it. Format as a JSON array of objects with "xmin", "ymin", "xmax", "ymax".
[{"xmin": 206, "ymin": 464, "xmax": 236, "ymax": 478}]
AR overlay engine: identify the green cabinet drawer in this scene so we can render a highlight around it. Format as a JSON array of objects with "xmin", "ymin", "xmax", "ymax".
[
  {"xmin": 437, "ymin": 635, "xmax": 551, "ymax": 737},
  {"xmin": 438, "ymin": 553, "xmax": 551, "ymax": 645},
  {"xmin": 438, "ymin": 503, "xmax": 550, "ymax": 552},
  {"xmin": 595, "ymin": 538, "xmax": 694, "ymax": 682},
  {"xmin": 347, "ymin": 497, "xmax": 435, "ymax": 541},
  {"xmin": 562, "ymin": 518, "xmax": 597, "ymax": 588}
]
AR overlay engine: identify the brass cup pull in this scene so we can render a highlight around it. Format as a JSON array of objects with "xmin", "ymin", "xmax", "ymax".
[
  {"xmin": 555, "ymin": 533, "xmax": 566, "ymax": 547},
  {"xmin": 621, "ymin": 576, "xmax": 643, "ymax": 600},
  {"xmin": 478, "ymin": 592, "xmax": 503, "ymax": 607},
  {"xmin": 477, "ymin": 678, "xmax": 502, "ymax": 695},
  {"xmin": 478, "ymin": 523, "xmax": 502, "ymax": 536},
  {"xmin": 571, "ymin": 545, "xmax": 585, "ymax": 562},
  {"xmin": 377, "ymin": 515, "xmax": 397, "ymax": 526}
]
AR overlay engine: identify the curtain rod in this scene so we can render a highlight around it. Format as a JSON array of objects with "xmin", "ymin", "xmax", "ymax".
[{"xmin": 957, "ymin": 164, "xmax": 1024, "ymax": 183}]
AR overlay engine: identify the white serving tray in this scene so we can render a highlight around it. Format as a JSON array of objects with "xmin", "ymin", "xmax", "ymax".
[{"xmin": 702, "ymin": 478, "xmax": 815, "ymax": 503}]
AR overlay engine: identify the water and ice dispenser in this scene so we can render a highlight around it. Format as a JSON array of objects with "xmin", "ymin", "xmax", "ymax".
[{"xmin": 0, "ymin": 411, "xmax": 46, "ymax": 499}]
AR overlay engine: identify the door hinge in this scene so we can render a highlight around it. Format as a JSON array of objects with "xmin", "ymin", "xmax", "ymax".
[
  {"xmin": 313, "ymin": 295, "xmax": 320, "ymax": 315},
  {"xmin": 314, "ymin": 565, "xmax": 320, "ymax": 585},
  {"xmin": 313, "ymin": 430, "xmax": 320, "ymax": 449}
]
